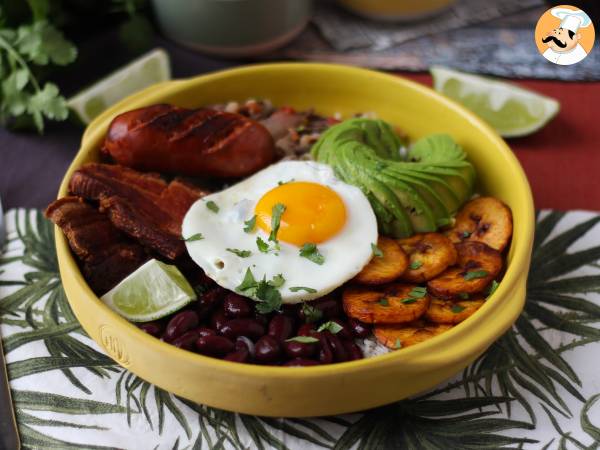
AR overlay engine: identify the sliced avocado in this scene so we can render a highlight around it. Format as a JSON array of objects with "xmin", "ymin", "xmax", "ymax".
[
  {"xmin": 374, "ymin": 171, "xmax": 437, "ymax": 233},
  {"xmin": 383, "ymin": 168, "xmax": 450, "ymax": 223},
  {"xmin": 386, "ymin": 166, "xmax": 461, "ymax": 215},
  {"xmin": 311, "ymin": 119, "xmax": 476, "ymax": 238},
  {"xmin": 339, "ymin": 145, "xmax": 413, "ymax": 237}
]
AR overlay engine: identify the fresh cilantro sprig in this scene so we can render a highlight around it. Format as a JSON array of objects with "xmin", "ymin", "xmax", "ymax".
[
  {"xmin": 290, "ymin": 286, "xmax": 317, "ymax": 293},
  {"xmin": 235, "ymin": 268, "xmax": 285, "ymax": 313},
  {"xmin": 286, "ymin": 336, "xmax": 319, "ymax": 344},
  {"xmin": 181, "ymin": 233, "xmax": 204, "ymax": 242},
  {"xmin": 371, "ymin": 243, "xmax": 383, "ymax": 258},
  {"xmin": 299, "ymin": 243, "xmax": 325, "ymax": 265},
  {"xmin": 226, "ymin": 248, "xmax": 252, "ymax": 258},
  {"xmin": 409, "ymin": 260, "xmax": 423, "ymax": 270},
  {"xmin": 317, "ymin": 321, "xmax": 343, "ymax": 334},
  {"xmin": 0, "ymin": 16, "xmax": 76, "ymax": 132},
  {"xmin": 269, "ymin": 203, "xmax": 286, "ymax": 242},
  {"xmin": 301, "ymin": 302, "xmax": 323, "ymax": 323},
  {"xmin": 464, "ymin": 270, "xmax": 489, "ymax": 281},
  {"xmin": 244, "ymin": 215, "xmax": 257, "ymax": 233},
  {"xmin": 206, "ymin": 200, "xmax": 219, "ymax": 213}
]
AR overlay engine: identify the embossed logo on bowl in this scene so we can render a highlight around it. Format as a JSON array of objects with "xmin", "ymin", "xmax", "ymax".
[{"xmin": 100, "ymin": 325, "xmax": 131, "ymax": 366}]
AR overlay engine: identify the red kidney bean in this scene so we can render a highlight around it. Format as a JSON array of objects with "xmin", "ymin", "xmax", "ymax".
[
  {"xmin": 268, "ymin": 315, "xmax": 295, "ymax": 342},
  {"xmin": 297, "ymin": 323, "xmax": 315, "ymax": 336},
  {"xmin": 195, "ymin": 335, "xmax": 234, "ymax": 356},
  {"xmin": 224, "ymin": 345, "xmax": 250, "ymax": 363},
  {"xmin": 196, "ymin": 287, "xmax": 225, "ymax": 321},
  {"xmin": 330, "ymin": 319, "xmax": 353, "ymax": 340},
  {"xmin": 253, "ymin": 312, "xmax": 269, "ymax": 327},
  {"xmin": 138, "ymin": 321, "xmax": 164, "ymax": 337},
  {"xmin": 343, "ymin": 340, "xmax": 364, "ymax": 361},
  {"xmin": 197, "ymin": 327, "xmax": 216, "ymax": 338},
  {"xmin": 171, "ymin": 329, "xmax": 201, "ymax": 351},
  {"xmin": 312, "ymin": 296, "xmax": 342, "ymax": 319},
  {"xmin": 254, "ymin": 336, "xmax": 282, "ymax": 363},
  {"xmin": 316, "ymin": 332, "xmax": 333, "ymax": 364},
  {"xmin": 219, "ymin": 318, "xmax": 265, "ymax": 341},
  {"xmin": 210, "ymin": 308, "xmax": 228, "ymax": 332},
  {"xmin": 324, "ymin": 331, "xmax": 348, "ymax": 362},
  {"xmin": 281, "ymin": 304, "xmax": 300, "ymax": 317},
  {"xmin": 223, "ymin": 293, "xmax": 252, "ymax": 318},
  {"xmin": 283, "ymin": 358, "xmax": 320, "ymax": 367},
  {"xmin": 164, "ymin": 310, "xmax": 199, "ymax": 342},
  {"xmin": 283, "ymin": 340, "xmax": 317, "ymax": 359},
  {"xmin": 236, "ymin": 336, "xmax": 255, "ymax": 358},
  {"xmin": 348, "ymin": 318, "xmax": 371, "ymax": 338}
]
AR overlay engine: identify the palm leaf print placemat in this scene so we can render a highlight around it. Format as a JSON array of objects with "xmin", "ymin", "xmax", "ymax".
[{"xmin": 1, "ymin": 209, "xmax": 600, "ymax": 449}]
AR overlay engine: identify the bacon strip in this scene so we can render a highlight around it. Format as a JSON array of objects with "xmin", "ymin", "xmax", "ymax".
[
  {"xmin": 68, "ymin": 163, "xmax": 208, "ymax": 260},
  {"xmin": 45, "ymin": 197, "xmax": 148, "ymax": 294}
]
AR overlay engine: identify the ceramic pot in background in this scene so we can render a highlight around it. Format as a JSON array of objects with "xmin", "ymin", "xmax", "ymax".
[
  {"xmin": 336, "ymin": 0, "xmax": 456, "ymax": 22},
  {"xmin": 151, "ymin": 0, "xmax": 312, "ymax": 57}
]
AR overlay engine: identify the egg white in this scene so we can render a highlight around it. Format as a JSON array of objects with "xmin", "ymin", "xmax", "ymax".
[{"xmin": 182, "ymin": 161, "xmax": 378, "ymax": 303}]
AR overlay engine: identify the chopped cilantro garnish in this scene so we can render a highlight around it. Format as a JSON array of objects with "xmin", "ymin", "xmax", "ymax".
[
  {"xmin": 451, "ymin": 305, "xmax": 466, "ymax": 313},
  {"xmin": 487, "ymin": 280, "xmax": 500, "ymax": 297},
  {"xmin": 301, "ymin": 303, "xmax": 323, "ymax": 323},
  {"xmin": 464, "ymin": 270, "xmax": 489, "ymax": 281},
  {"xmin": 256, "ymin": 237, "xmax": 270, "ymax": 253},
  {"xmin": 409, "ymin": 260, "xmax": 423, "ymax": 270},
  {"xmin": 244, "ymin": 215, "xmax": 257, "ymax": 233},
  {"xmin": 226, "ymin": 248, "xmax": 252, "ymax": 258},
  {"xmin": 462, "ymin": 230, "xmax": 472, "ymax": 239},
  {"xmin": 286, "ymin": 336, "xmax": 319, "ymax": 344},
  {"xmin": 401, "ymin": 298, "xmax": 417, "ymax": 304},
  {"xmin": 378, "ymin": 298, "xmax": 390, "ymax": 306},
  {"xmin": 269, "ymin": 203, "xmax": 286, "ymax": 242},
  {"xmin": 278, "ymin": 178, "xmax": 295, "ymax": 186},
  {"xmin": 290, "ymin": 286, "xmax": 317, "ymax": 293},
  {"xmin": 206, "ymin": 200, "xmax": 219, "ymax": 213},
  {"xmin": 269, "ymin": 274, "xmax": 286, "ymax": 288},
  {"xmin": 235, "ymin": 269, "xmax": 285, "ymax": 310},
  {"xmin": 255, "ymin": 276, "xmax": 283, "ymax": 314},
  {"xmin": 371, "ymin": 243, "xmax": 383, "ymax": 258},
  {"xmin": 317, "ymin": 321, "xmax": 343, "ymax": 334},
  {"xmin": 408, "ymin": 287, "xmax": 427, "ymax": 298},
  {"xmin": 236, "ymin": 268, "xmax": 258, "ymax": 296},
  {"xmin": 182, "ymin": 233, "xmax": 204, "ymax": 242},
  {"xmin": 394, "ymin": 338, "xmax": 402, "ymax": 349},
  {"xmin": 459, "ymin": 293, "xmax": 470, "ymax": 300},
  {"xmin": 299, "ymin": 243, "xmax": 325, "ymax": 265}
]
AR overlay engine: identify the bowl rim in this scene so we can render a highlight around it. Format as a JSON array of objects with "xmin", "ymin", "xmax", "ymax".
[{"xmin": 56, "ymin": 62, "xmax": 535, "ymax": 378}]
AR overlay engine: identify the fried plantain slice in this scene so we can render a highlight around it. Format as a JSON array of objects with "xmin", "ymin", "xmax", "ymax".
[
  {"xmin": 398, "ymin": 233, "xmax": 457, "ymax": 283},
  {"xmin": 427, "ymin": 241, "xmax": 503, "ymax": 299},
  {"xmin": 374, "ymin": 320, "xmax": 452, "ymax": 349},
  {"xmin": 446, "ymin": 197, "xmax": 513, "ymax": 252},
  {"xmin": 343, "ymin": 283, "xmax": 430, "ymax": 324},
  {"xmin": 354, "ymin": 237, "xmax": 409, "ymax": 285},
  {"xmin": 424, "ymin": 297, "xmax": 485, "ymax": 324}
]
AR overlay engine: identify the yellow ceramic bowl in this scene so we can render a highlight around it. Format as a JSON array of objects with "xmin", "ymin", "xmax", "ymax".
[{"xmin": 55, "ymin": 63, "xmax": 534, "ymax": 417}]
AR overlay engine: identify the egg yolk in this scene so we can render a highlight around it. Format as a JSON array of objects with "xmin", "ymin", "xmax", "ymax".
[{"xmin": 255, "ymin": 182, "xmax": 347, "ymax": 246}]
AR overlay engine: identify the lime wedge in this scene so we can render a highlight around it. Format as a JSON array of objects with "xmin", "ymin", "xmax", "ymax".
[
  {"xmin": 431, "ymin": 66, "xmax": 560, "ymax": 138},
  {"xmin": 68, "ymin": 48, "xmax": 171, "ymax": 124},
  {"xmin": 101, "ymin": 259, "xmax": 196, "ymax": 322}
]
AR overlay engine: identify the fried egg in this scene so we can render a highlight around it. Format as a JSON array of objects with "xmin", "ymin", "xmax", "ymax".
[{"xmin": 182, "ymin": 161, "xmax": 378, "ymax": 303}]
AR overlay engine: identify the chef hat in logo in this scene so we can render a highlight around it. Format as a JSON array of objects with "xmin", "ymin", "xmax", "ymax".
[{"xmin": 551, "ymin": 7, "xmax": 592, "ymax": 33}]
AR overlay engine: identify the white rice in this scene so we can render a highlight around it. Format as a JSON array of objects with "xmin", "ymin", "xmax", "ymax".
[{"xmin": 357, "ymin": 336, "xmax": 390, "ymax": 358}]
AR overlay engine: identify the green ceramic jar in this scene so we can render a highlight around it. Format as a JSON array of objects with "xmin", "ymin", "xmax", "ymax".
[{"xmin": 151, "ymin": 0, "xmax": 312, "ymax": 57}]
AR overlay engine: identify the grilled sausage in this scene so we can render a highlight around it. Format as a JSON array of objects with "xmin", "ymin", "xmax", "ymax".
[{"xmin": 101, "ymin": 104, "xmax": 276, "ymax": 178}]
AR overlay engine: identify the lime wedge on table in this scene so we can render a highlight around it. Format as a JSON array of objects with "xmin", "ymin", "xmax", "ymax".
[
  {"xmin": 431, "ymin": 66, "xmax": 560, "ymax": 138},
  {"xmin": 101, "ymin": 259, "xmax": 195, "ymax": 322},
  {"xmin": 67, "ymin": 48, "xmax": 171, "ymax": 125}
]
